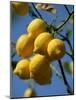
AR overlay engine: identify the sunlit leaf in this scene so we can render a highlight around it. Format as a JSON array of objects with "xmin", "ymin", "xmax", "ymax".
[
  {"xmin": 51, "ymin": 64, "xmax": 63, "ymax": 81},
  {"xmin": 69, "ymin": 13, "xmax": 74, "ymax": 24},
  {"xmin": 70, "ymin": 61, "xmax": 73, "ymax": 75},
  {"xmin": 35, "ymin": 3, "xmax": 43, "ymax": 9},
  {"xmin": 46, "ymin": 7, "xmax": 57, "ymax": 14},
  {"xmin": 36, "ymin": 3, "xmax": 57, "ymax": 14},
  {"xmin": 63, "ymin": 61, "xmax": 73, "ymax": 75}
]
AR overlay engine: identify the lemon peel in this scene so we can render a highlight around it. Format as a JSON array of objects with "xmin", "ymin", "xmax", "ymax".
[
  {"xmin": 13, "ymin": 59, "xmax": 30, "ymax": 79},
  {"xmin": 34, "ymin": 32, "xmax": 53, "ymax": 55},
  {"xmin": 16, "ymin": 34, "xmax": 34, "ymax": 58},
  {"xmin": 30, "ymin": 54, "xmax": 52, "ymax": 85},
  {"xmin": 27, "ymin": 18, "xmax": 47, "ymax": 39},
  {"xmin": 47, "ymin": 39, "xmax": 65, "ymax": 61}
]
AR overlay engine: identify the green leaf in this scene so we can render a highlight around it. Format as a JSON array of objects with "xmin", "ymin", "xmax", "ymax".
[
  {"xmin": 51, "ymin": 65, "xmax": 63, "ymax": 81},
  {"xmin": 63, "ymin": 61, "xmax": 73, "ymax": 75},
  {"xmin": 66, "ymin": 30, "xmax": 72, "ymax": 39}
]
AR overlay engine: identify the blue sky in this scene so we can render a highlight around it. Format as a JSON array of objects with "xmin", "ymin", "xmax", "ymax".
[{"xmin": 11, "ymin": 2, "xmax": 74, "ymax": 98}]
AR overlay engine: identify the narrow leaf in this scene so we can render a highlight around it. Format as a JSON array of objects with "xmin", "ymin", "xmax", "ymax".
[
  {"xmin": 66, "ymin": 30, "xmax": 72, "ymax": 39},
  {"xmin": 63, "ymin": 61, "xmax": 73, "ymax": 75}
]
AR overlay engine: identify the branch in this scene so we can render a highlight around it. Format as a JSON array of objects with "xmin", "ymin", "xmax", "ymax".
[
  {"xmin": 58, "ymin": 60, "xmax": 73, "ymax": 94},
  {"xmin": 55, "ymin": 11, "xmax": 74, "ymax": 31},
  {"xmin": 64, "ymin": 5, "xmax": 70, "ymax": 15},
  {"xmin": 31, "ymin": 3, "xmax": 43, "ymax": 19}
]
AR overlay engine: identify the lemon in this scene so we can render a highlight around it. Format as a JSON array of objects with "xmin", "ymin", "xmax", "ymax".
[
  {"xmin": 30, "ymin": 54, "xmax": 52, "ymax": 85},
  {"xmin": 33, "ymin": 32, "xmax": 53, "ymax": 55},
  {"xmin": 47, "ymin": 39, "xmax": 65, "ymax": 61},
  {"xmin": 16, "ymin": 34, "xmax": 34, "ymax": 58},
  {"xmin": 27, "ymin": 18, "xmax": 47, "ymax": 39},
  {"xmin": 24, "ymin": 88, "xmax": 36, "ymax": 97},
  {"xmin": 13, "ymin": 59, "xmax": 30, "ymax": 79},
  {"xmin": 12, "ymin": 2, "xmax": 29, "ymax": 16}
]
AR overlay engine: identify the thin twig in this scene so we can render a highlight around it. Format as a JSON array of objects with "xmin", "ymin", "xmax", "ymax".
[
  {"xmin": 55, "ymin": 11, "xmax": 74, "ymax": 31},
  {"xmin": 66, "ymin": 52, "xmax": 74, "ymax": 60},
  {"xmin": 64, "ymin": 5, "xmax": 70, "ymax": 15},
  {"xmin": 58, "ymin": 60, "xmax": 73, "ymax": 94}
]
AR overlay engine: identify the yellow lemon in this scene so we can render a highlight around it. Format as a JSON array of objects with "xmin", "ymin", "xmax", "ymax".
[
  {"xmin": 12, "ymin": 2, "xmax": 29, "ymax": 16},
  {"xmin": 33, "ymin": 32, "xmax": 53, "ymax": 55},
  {"xmin": 16, "ymin": 34, "xmax": 34, "ymax": 58},
  {"xmin": 30, "ymin": 54, "xmax": 52, "ymax": 85},
  {"xmin": 13, "ymin": 59, "xmax": 30, "ymax": 79},
  {"xmin": 24, "ymin": 88, "xmax": 36, "ymax": 97},
  {"xmin": 47, "ymin": 39, "xmax": 65, "ymax": 61},
  {"xmin": 27, "ymin": 18, "xmax": 47, "ymax": 39}
]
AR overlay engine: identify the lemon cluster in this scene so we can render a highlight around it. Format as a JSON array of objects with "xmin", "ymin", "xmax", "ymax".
[{"xmin": 14, "ymin": 18, "xmax": 65, "ymax": 86}]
